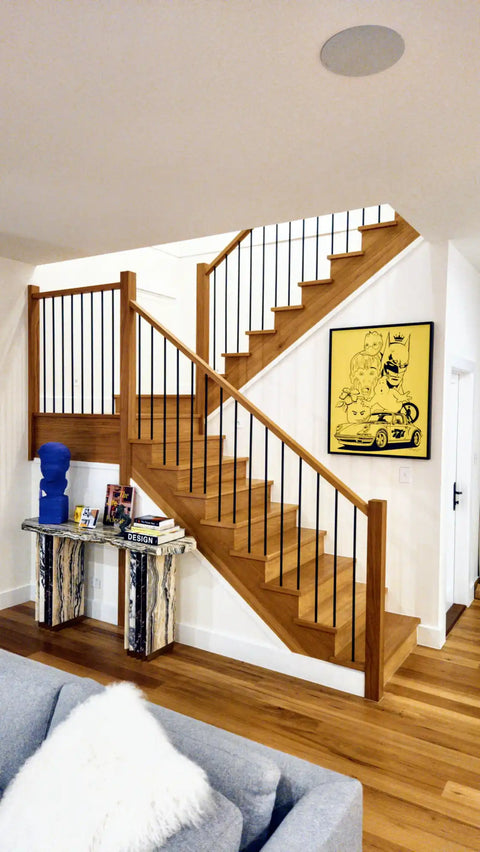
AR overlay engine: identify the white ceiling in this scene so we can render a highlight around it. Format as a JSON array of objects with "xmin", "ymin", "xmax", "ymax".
[{"xmin": 1, "ymin": 1, "xmax": 480, "ymax": 267}]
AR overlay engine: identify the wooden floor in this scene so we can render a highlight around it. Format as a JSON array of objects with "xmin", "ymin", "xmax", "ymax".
[{"xmin": 1, "ymin": 601, "xmax": 480, "ymax": 851}]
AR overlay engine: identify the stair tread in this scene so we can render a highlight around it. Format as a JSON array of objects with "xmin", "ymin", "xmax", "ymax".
[
  {"xmin": 298, "ymin": 278, "xmax": 333, "ymax": 287},
  {"xmin": 327, "ymin": 250, "xmax": 365, "ymax": 260},
  {"xmin": 201, "ymin": 502, "xmax": 298, "ymax": 529},
  {"xmin": 358, "ymin": 219, "xmax": 397, "ymax": 232},
  {"xmin": 263, "ymin": 554, "xmax": 353, "ymax": 594},
  {"xmin": 148, "ymin": 455, "xmax": 248, "ymax": 472},
  {"xmin": 174, "ymin": 479, "xmax": 273, "ymax": 500},
  {"xmin": 271, "ymin": 304, "xmax": 304, "ymax": 313},
  {"xmin": 331, "ymin": 611, "xmax": 420, "ymax": 666},
  {"xmin": 230, "ymin": 527, "xmax": 322, "ymax": 561},
  {"xmin": 221, "ymin": 351, "xmax": 251, "ymax": 358},
  {"xmin": 245, "ymin": 329, "xmax": 277, "ymax": 336},
  {"xmin": 295, "ymin": 582, "xmax": 367, "ymax": 629}
]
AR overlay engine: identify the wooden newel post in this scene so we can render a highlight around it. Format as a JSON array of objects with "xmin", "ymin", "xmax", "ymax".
[
  {"xmin": 118, "ymin": 270, "xmax": 137, "ymax": 628},
  {"xmin": 28, "ymin": 285, "xmax": 40, "ymax": 460},
  {"xmin": 196, "ymin": 263, "xmax": 210, "ymax": 428},
  {"xmin": 365, "ymin": 499, "xmax": 387, "ymax": 701}
]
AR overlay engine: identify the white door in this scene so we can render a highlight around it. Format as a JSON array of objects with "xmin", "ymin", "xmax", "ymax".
[{"xmin": 445, "ymin": 372, "xmax": 460, "ymax": 612}]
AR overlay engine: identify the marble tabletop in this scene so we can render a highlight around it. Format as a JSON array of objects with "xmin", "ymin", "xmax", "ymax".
[{"xmin": 22, "ymin": 518, "xmax": 196, "ymax": 556}]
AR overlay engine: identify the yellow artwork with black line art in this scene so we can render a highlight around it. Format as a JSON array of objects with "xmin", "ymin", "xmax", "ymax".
[{"xmin": 328, "ymin": 322, "xmax": 434, "ymax": 458}]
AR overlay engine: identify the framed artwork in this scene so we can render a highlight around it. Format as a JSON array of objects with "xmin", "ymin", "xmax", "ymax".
[{"xmin": 328, "ymin": 322, "xmax": 434, "ymax": 459}]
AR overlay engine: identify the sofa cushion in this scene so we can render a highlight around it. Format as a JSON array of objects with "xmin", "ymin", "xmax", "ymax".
[
  {"xmin": 0, "ymin": 651, "xmax": 72, "ymax": 789},
  {"xmin": 161, "ymin": 789, "xmax": 243, "ymax": 852},
  {"xmin": 146, "ymin": 704, "xmax": 281, "ymax": 852},
  {"xmin": 0, "ymin": 682, "xmax": 214, "ymax": 852},
  {"xmin": 47, "ymin": 678, "xmax": 104, "ymax": 733}
]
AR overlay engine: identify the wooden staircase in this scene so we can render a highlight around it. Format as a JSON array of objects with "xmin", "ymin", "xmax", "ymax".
[
  {"xmin": 130, "ymin": 394, "xmax": 420, "ymax": 686},
  {"xmin": 202, "ymin": 214, "xmax": 420, "ymax": 407}
]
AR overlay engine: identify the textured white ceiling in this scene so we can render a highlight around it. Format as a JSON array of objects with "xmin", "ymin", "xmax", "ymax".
[{"xmin": 1, "ymin": 0, "xmax": 480, "ymax": 266}]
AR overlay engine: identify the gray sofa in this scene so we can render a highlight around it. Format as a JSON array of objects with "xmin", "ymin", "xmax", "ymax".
[{"xmin": 0, "ymin": 650, "xmax": 362, "ymax": 851}]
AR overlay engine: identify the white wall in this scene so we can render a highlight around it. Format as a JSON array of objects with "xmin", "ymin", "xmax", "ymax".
[
  {"xmin": 0, "ymin": 256, "xmax": 36, "ymax": 608},
  {"xmin": 437, "ymin": 244, "xmax": 480, "ymax": 634}
]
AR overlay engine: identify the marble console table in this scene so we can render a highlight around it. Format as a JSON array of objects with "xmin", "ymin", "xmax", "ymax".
[{"xmin": 22, "ymin": 518, "xmax": 196, "ymax": 660}]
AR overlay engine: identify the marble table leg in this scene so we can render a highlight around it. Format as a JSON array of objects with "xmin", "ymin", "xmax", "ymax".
[
  {"xmin": 36, "ymin": 533, "xmax": 85, "ymax": 628},
  {"xmin": 125, "ymin": 549, "xmax": 176, "ymax": 659}
]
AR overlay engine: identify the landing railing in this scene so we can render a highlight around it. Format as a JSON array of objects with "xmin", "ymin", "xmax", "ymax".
[
  {"xmin": 196, "ymin": 205, "xmax": 395, "ymax": 376},
  {"xmin": 28, "ymin": 269, "xmax": 387, "ymax": 701}
]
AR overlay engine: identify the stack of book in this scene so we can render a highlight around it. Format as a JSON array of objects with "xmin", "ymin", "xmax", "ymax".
[{"xmin": 122, "ymin": 514, "xmax": 185, "ymax": 546}]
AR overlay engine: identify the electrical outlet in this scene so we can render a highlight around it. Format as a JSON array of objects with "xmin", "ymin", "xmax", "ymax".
[{"xmin": 399, "ymin": 466, "xmax": 412, "ymax": 484}]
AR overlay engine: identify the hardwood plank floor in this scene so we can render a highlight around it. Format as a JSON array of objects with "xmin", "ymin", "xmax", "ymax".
[{"xmin": 1, "ymin": 600, "xmax": 480, "ymax": 851}]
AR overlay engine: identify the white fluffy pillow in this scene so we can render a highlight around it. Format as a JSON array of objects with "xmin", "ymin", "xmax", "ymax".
[{"xmin": 0, "ymin": 682, "xmax": 212, "ymax": 851}]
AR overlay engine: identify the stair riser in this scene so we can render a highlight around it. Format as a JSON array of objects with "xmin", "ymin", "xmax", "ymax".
[
  {"xmin": 263, "ymin": 536, "xmax": 324, "ymax": 582},
  {"xmin": 334, "ymin": 608, "xmax": 367, "ymax": 656},
  {"xmin": 297, "ymin": 570, "xmax": 354, "ymax": 618},
  {"xmin": 177, "ymin": 483, "xmax": 271, "ymax": 520},
  {"xmin": 151, "ymin": 437, "xmax": 224, "ymax": 465},
  {"xmin": 138, "ymin": 419, "xmax": 203, "ymax": 440},
  {"xmin": 233, "ymin": 508, "xmax": 297, "ymax": 549},
  {"xmin": 175, "ymin": 460, "xmax": 248, "ymax": 491}
]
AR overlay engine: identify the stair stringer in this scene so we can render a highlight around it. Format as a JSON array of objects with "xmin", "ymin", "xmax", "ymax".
[
  {"xmin": 132, "ymin": 442, "xmax": 344, "ymax": 660},
  {"xmin": 207, "ymin": 215, "xmax": 420, "ymax": 410}
]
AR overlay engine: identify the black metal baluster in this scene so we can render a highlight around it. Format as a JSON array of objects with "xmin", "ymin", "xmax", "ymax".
[
  {"xmin": 213, "ymin": 267, "xmax": 217, "ymax": 370},
  {"xmin": 296, "ymin": 458, "xmax": 302, "ymax": 590},
  {"xmin": 331, "ymin": 214, "xmax": 335, "ymax": 256},
  {"xmin": 42, "ymin": 299, "xmax": 46, "ymax": 412},
  {"xmin": 203, "ymin": 373, "xmax": 208, "ymax": 494},
  {"xmin": 378, "ymin": 204, "xmax": 381, "ymax": 223},
  {"xmin": 249, "ymin": 231, "xmax": 253, "ymax": 331},
  {"xmin": 264, "ymin": 427, "xmax": 268, "ymax": 556},
  {"xmin": 333, "ymin": 489, "xmax": 338, "ymax": 627},
  {"xmin": 189, "ymin": 362, "xmax": 194, "ymax": 493},
  {"xmin": 315, "ymin": 472, "xmax": 320, "ymax": 622},
  {"xmin": 176, "ymin": 348, "xmax": 180, "ymax": 466},
  {"xmin": 236, "ymin": 242, "xmax": 241, "ymax": 352},
  {"xmin": 274, "ymin": 224, "xmax": 279, "ymax": 307},
  {"xmin": 279, "ymin": 442, "xmax": 285, "ymax": 586},
  {"xmin": 362, "ymin": 207, "xmax": 365, "ymax": 226},
  {"xmin": 51, "ymin": 298, "xmax": 56, "ymax": 413},
  {"xmin": 101, "ymin": 291, "xmax": 104, "ymax": 415},
  {"xmin": 71, "ymin": 294, "xmax": 74, "ymax": 414},
  {"xmin": 111, "ymin": 290, "xmax": 115, "ymax": 414},
  {"xmin": 248, "ymin": 413, "xmax": 253, "ymax": 552},
  {"xmin": 287, "ymin": 221, "xmax": 292, "ymax": 305},
  {"xmin": 217, "ymin": 387, "xmax": 223, "ymax": 521},
  {"xmin": 301, "ymin": 219, "xmax": 305, "ymax": 281},
  {"xmin": 346, "ymin": 210, "xmax": 350, "ymax": 254},
  {"xmin": 137, "ymin": 315, "xmax": 142, "ymax": 439},
  {"xmin": 150, "ymin": 325, "xmax": 154, "ymax": 440},
  {"xmin": 80, "ymin": 293, "xmax": 84, "ymax": 414},
  {"xmin": 90, "ymin": 292, "xmax": 94, "ymax": 413},
  {"xmin": 315, "ymin": 216, "xmax": 319, "ymax": 280},
  {"xmin": 233, "ymin": 400, "xmax": 238, "ymax": 523},
  {"xmin": 261, "ymin": 226, "xmax": 265, "ymax": 330},
  {"xmin": 61, "ymin": 296, "xmax": 65, "ymax": 413},
  {"xmin": 224, "ymin": 256, "xmax": 228, "ymax": 356},
  {"xmin": 352, "ymin": 506, "xmax": 357, "ymax": 661},
  {"xmin": 163, "ymin": 338, "xmax": 167, "ymax": 464}
]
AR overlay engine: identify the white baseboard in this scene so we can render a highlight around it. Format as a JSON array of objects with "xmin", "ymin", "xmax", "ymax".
[
  {"xmin": 0, "ymin": 584, "xmax": 32, "ymax": 610},
  {"xmin": 176, "ymin": 621, "xmax": 365, "ymax": 697},
  {"xmin": 417, "ymin": 623, "xmax": 445, "ymax": 649},
  {"xmin": 85, "ymin": 597, "xmax": 118, "ymax": 625}
]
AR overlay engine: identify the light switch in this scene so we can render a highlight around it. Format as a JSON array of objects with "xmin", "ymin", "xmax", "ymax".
[{"xmin": 399, "ymin": 466, "xmax": 412, "ymax": 484}]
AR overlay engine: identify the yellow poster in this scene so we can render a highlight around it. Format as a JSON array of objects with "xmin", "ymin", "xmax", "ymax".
[{"xmin": 328, "ymin": 323, "xmax": 433, "ymax": 458}]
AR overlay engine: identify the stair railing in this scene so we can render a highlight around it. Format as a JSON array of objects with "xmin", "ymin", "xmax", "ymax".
[
  {"xmin": 130, "ymin": 298, "xmax": 387, "ymax": 701},
  {"xmin": 196, "ymin": 205, "xmax": 395, "ymax": 379}
]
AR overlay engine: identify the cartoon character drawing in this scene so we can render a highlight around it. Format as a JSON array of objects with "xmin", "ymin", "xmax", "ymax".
[
  {"xmin": 346, "ymin": 400, "xmax": 371, "ymax": 423},
  {"xmin": 370, "ymin": 332, "xmax": 412, "ymax": 413}
]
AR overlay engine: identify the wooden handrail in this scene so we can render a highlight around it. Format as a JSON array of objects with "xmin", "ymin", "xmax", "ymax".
[
  {"xmin": 205, "ymin": 229, "xmax": 252, "ymax": 275},
  {"xmin": 130, "ymin": 298, "xmax": 368, "ymax": 514},
  {"xmin": 31, "ymin": 281, "xmax": 121, "ymax": 300}
]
